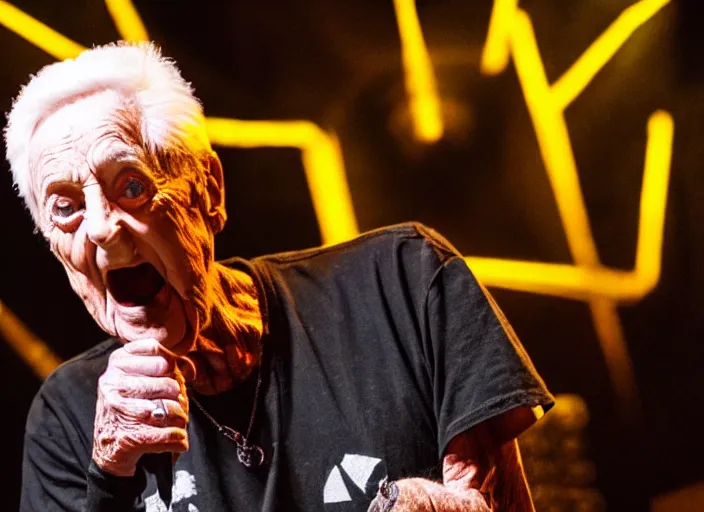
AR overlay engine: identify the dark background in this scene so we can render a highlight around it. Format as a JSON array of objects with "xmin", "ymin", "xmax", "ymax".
[{"xmin": 1, "ymin": 1, "xmax": 703, "ymax": 510}]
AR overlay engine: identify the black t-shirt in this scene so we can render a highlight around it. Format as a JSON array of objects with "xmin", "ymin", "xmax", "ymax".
[{"xmin": 21, "ymin": 223, "xmax": 554, "ymax": 511}]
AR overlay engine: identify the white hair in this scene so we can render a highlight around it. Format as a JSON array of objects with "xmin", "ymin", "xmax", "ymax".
[{"xmin": 4, "ymin": 41, "xmax": 212, "ymax": 218}]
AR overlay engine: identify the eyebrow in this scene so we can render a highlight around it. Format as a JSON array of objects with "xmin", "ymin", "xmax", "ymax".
[
  {"xmin": 39, "ymin": 147, "xmax": 147, "ymax": 203},
  {"xmin": 89, "ymin": 146, "xmax": 153, "ymax": 189},
  {"xmin": 90, "ymin": 148, "xmax": 144, "ymax": 173}
]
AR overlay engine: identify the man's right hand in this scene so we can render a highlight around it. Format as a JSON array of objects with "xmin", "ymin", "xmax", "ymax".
[{"xmin": 92, "ymin": 339, "xmax": 190, "ymax": 476}]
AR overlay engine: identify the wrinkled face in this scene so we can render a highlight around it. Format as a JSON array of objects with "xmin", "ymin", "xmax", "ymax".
[{"xmin": 27, "ymin": 90, "xmax": 221, "ymax": 352}]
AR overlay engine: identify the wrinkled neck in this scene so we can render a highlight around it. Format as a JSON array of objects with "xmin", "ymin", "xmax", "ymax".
[{"xmin": 183, "ymin": 262, "xmax": 264, "ymax": 395}]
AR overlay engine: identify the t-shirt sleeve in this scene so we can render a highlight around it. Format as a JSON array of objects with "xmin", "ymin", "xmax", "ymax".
[
  {"xmin": 21, "ymin": 378, "xmax": 147, "ymax": 511},
  {"xmin": 424, "ymin": 255, "xmax": 554, "ymax": 456}
]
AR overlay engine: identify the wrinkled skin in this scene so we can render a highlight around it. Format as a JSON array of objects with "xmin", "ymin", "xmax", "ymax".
[
  {"xmin": 368, "ymin": 408, "xmax": 539, "ymax": 511},
  {"xmin": 28, "ymin": 90, "xmax": 262, "ymax": 475},
  {"xmin": 31, "ymin": 91, "xmax": 203, "ymax": 351},
  {"xmin": 93, "ymin": 339, "xmax": 189, "ymax": 476}
]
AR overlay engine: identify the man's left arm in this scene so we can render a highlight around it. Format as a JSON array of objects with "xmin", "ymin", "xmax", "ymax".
[
  {"xmin": 367, "ymin": 232, "xmax": 552, "ymax": 511},
  {"xmin": 370, "ymin": 407, "xmax": 538, "ymax": 512}
]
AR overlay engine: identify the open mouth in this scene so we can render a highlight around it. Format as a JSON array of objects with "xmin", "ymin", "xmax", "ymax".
[{"xmin": 106, "ymin": 263, "xmax": 166, "ymax": 307}]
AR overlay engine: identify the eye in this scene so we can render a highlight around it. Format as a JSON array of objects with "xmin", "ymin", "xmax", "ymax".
[
  {"xmin": 53, "ymin": 197, "xmax": 78, "ymax": 218},
  {"xmin": 123, "ymin": 177, "xmax": 145, "ymax": 199},
  {"xmin": 115, "ymin": 171, "xmax": 152, "ymax": 209},
  {"xmin": 49, "ymin": 194, "xmax": 84, "ymax": 233}
]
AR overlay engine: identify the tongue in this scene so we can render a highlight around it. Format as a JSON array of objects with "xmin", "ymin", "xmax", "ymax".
[{"xmin": 107, "ymin": 263, "xmax": 165, "ymax": 307}]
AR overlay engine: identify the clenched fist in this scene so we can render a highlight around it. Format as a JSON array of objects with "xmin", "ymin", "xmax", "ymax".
[{"xmin": 92, "ymin": 339, "xmax": 190, "ymax": 476}]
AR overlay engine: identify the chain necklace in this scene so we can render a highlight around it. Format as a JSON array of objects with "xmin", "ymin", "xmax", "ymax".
[{"xmin": 189, "ymin": 361, "xmax": 265, "ymax": 468}]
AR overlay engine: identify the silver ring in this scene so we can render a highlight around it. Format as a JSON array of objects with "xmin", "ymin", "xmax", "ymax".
[{"xmin": 152, "ymin": 399, "xmax": 167, "ymax": 421}]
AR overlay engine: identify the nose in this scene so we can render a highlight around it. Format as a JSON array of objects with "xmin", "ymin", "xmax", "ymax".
[
  {"xmin": 84, "ymin": 186, "xmax": 135, "ymax": 268},
  {"xmin": 83, "ymin": 185, "xmax": 120, "ymax": 247}
]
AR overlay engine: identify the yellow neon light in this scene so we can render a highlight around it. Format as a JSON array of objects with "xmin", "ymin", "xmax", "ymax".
[
  {"xmin": 531, "ymin": 404, "xmax": 545, "ymax": 421},
  {"xmin": 552, "ymin": 0, "xmax": 671, "ymax": 109},
  {"xmin": 206, "ymin": 118, "xmax": 359, "ymax": 245},
  {"xmin": 466, "ymin": 257, "xmax": 652, "ymax": 302},
  {"xmin": 0, "ymin": 300, "xmax": 62, "ymax": 380},
  {"xmin": 480, "ymin": 0, "xmax": 518, "ymax": 76},
  {"xmin": 635, "ymin": 111, "xmax": 674, "ymax": 289},
  {"xmin": 510, "ymin": 10, "xmax": 599, "ymax": 266},
  {"xmin": 476, "ymin": 0, "xmax": 673, "ymax": 422},
  {"xmin": 206, "ymin": 118, "xmax": 318, "ymax": 148},
  {"xmin": 104, "ymin": 0, "xmax": 149, "ymax": 42},
  {"xmin": 392, "ymin": 0, "xmax": 444, "ymax": 143},
  {"xmin": 493, "ymin": 5, "xmax": 672, "ymax": 421},
  {"xmin": 589, "ymin": 298, "xmax": 640, "ymax": 420},
  {"xmin": 0, "ymin": 1, "xmax": 85, "ymax": 59},
  {"xmin": 301, "ymin": 132, "xmax": 360, "ymax": 246},
  {"xmin": 465, "ymin": 110, "xmax": 673, "ymax": 303}
]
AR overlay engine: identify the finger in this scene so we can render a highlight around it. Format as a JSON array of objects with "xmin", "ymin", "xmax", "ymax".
[
  {"xmin": 119, "ymin": 426, "xmax": 189, "ymax": 451},
  {"xmin": 145, "ymin": 398, "xmax": 189, "ymax": 428},
  {"xmin": 117, "ymin": 376, "xmax": 182, "ymax": 400},
  {"xmin": 111, "ymin": 354, "xmax": 177, "ymax": 377},
  {"xmin": 112, "ymin": 397, "xmax": 189, "ymax": 427},
  {"xmin": 138, "ymin": 441, "xmax": 190, "ymax": 455}
]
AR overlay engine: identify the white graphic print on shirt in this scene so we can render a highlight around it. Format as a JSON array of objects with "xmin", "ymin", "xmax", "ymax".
[
  {"xmin": 145, "ymin": 469, "xmax": 199, "ymax": 512},
  {"xmin": 323, "ymin": 453, "xmax": 385, "ymax": 504}
]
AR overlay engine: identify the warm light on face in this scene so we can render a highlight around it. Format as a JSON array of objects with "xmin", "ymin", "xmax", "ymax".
[{"xmin": 24, "ymin": 91, "xmax": 227, "ymax": 357}]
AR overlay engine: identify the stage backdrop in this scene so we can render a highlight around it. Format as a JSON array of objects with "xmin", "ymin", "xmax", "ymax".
[{"xmin": 1, "ymin": 1, "xmax": 702, "ymax": 510}]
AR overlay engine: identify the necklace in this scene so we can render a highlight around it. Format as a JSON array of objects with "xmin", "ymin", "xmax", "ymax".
[{"xmin": 189, "ymin": 360, "xmax": 265, "ymax": 468}]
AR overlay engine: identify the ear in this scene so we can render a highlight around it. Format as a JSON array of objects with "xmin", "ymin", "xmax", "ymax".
[{"xmin": 203, "ymin": 152, "xmax": 227, "ymax": 234}]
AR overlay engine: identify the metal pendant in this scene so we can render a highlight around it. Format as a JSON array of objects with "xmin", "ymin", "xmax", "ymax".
[
  {"xmin": 219, "ymin": 424, "xmax": 266, "ymax": 468},
  {"xmin": 236, "ymin": 443, "xmax": 266, "ymax": 468}
]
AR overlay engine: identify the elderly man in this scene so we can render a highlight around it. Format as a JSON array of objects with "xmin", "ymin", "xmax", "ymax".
[{"xmin": 7, "ymin": 42, "xmax": 553, "ymax": 511}]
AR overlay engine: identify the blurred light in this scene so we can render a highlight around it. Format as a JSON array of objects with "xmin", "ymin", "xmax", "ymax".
[
  {"xmin": 301, "ymin": 132, "xmax": 359, "ymax": 246},
  {"xmin": 392, "ymin": 0, "xmax": 444, "ymax": 143},
  {"xmin": 207, "ymin": 118, "xmax": 320, "ymax": 147},
  {"xmin": 511, "ymin": 10, "xmax": 599, "ymax": 266},
  {"xmin": 482, "ymin": 5, "xmax": 673, "ymax": 423},
  {"xmin": 0, "ymin": 300, "xmax": 62, "ymax": 380},
  {"xmin": 206, "ymin": 118, "xmax": 359, "ymax": 245},
  {"xmin": 104, "ymin": 0, "xmax": 148, "ymax": 42},
  {"xmin": 520, "ymin": 394, "xmax": 604, "ymax": 511},
  {"xmin": 589, "ymin": 298, "xmax": 640, "ymax": 422},
  {"xmin": 548, "ymin": 394, "xmax": 590, "ymax": 431},
  {"xmin": 465, "ymin": 254, "xmax": 667, "ymax": 302},
  {"xmin": 480, "ymin": 0, "xmax": 518, "ymax": 76},
  {"xmin": 635, "ymin": 111, "xmax": 674, "ymax": 293},
  {"xmin": 0, "ymin": 1, "xmax": 85, "ymax": 59},
  {"xmin": 532, "ymin": 404, "xmax": 546, "ymax": 421},
  {"xmin": 552, "ymin": 0, "xmax": 671, "ymax": 109}
]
